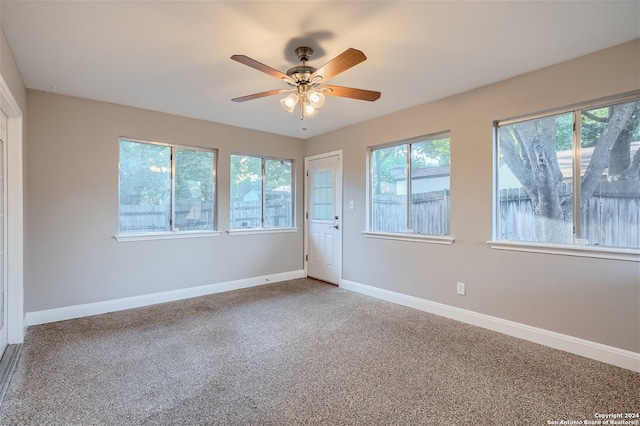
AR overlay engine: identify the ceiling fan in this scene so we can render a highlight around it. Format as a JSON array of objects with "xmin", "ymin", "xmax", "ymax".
[{"xmin": 231, "ymin": 46, "xmax": 381, "ymax": 119}]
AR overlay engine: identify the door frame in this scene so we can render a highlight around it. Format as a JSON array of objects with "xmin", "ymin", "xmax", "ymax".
[
  {"xmin": 0, "ymin": 75, "xmax": 25, "ymax": 345},
  {"xmin": 304, "ymin": 150, "xmax": 343, "ymax": 284}
]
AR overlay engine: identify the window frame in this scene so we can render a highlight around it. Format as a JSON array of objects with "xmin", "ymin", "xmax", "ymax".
[
  {"xmin": 365, "ymin": 132, "xmax": 454, "ymax": 245},
  {"xmin": 228, "ymin": 153, "xmax": 297, "ymax": 235},
  {"xmin": 115, "ymin": 137, "xmax": 219, "ymax": 241},
  {"xmin": 490, "ymin": 91, "xmax": 640, "ymax": 262}
]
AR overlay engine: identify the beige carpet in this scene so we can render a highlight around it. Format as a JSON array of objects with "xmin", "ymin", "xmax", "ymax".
[{"xmin": 0, "ymin": 278, "xmax": 638, "ymax": 425}]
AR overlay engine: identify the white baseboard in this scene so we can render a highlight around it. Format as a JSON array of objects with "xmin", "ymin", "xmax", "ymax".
[
  {"xmin": 26, "ymin": 270, "xmax": 305, "ymax": 326},
  {"xmin": 340, "ymin": 279, "xmax": 640, "ymax": 373},
  {"xmin": 25, "ymin": 272, "xmax": 639, "ymax": 372}
]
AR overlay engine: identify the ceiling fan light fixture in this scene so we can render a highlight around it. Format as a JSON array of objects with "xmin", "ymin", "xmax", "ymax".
[
  {"xmin": 307, "ymin": 89, "xmax": 325, "ymax": 108},
  {"xmin": 302, "ymin": 101, "xmax": 318, "ymax": 117},
  {"xmin": 280, "ymin": 93, "xmax": 298, "ymax": 112}
]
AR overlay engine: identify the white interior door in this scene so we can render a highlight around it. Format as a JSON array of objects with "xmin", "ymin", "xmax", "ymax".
[
  {"xmin": 306, "ymin": 152, "xmax": 342, "ymax": 284},
  {"xmin": 0, "ymin": 110, "xmax": 7, "ymax": 354}
]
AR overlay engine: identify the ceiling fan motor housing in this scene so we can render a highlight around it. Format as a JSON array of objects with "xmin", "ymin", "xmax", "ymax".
[
  {"xmin": 286, "ymin": 47, "xmax": 319, "ymax": 86},
  {"xmin": 286, "ymin": 66, "xmax": 317, "ymax": 85}
]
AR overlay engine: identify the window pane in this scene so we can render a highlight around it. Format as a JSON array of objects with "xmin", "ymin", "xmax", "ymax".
[
  {"xmin": 410, "ymin": 138, "xmax": 450, "ymax": 235},
  {"xmin": 264, "ymin": 159, "xmax": 292, "ymax": 227},
  {"xmin": 119, "ymin": 141, "xmax": 171, "ymax": 233},
  {"xmin": 496, "ymin": 112, "xmax": 573, "ymax": 243},
  {"xmin": 580, "ymin": 100, "xmax": 640, "ymax": 248},
  {"xmin": 174, "ymin": 148, "xmax": 214, "ymax": 231},
  {"xmin": 230, "ymin": 155, "xmax": 262, "ymax": 229},
  {"xmin": 313, "ymin": 170, "xmax": 333, "ymax": 221},
  {"xmin": 371, "ymin": 145, "xmax": 407, "ymax": 232}
]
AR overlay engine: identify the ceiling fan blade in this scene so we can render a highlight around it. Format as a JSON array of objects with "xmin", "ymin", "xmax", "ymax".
[
  {"xmin": 322, "ymin": 85, "xmax": 381, "ymax": 102},
  {"xmin": 231, "ymin": 55, "xmax": 295, "ymax": 84},
  {"xmin": 310, "ymin": 48, "xmax": 367, "ymax": 83},
  {"xmin": 231, "ymin": 89, "xmax": 291, "ymax": 102}
]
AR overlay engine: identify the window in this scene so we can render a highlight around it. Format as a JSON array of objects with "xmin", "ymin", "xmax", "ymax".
[
  {"xmin": 230, "ymin": 154, "xmax": 293, "ymax": 229},
  {"xmin": 119, "ymin": 138, "xmax": 216, "ymax": 234},
  {"xmin": 313, "ymin": 170, "xmax": 334, "ymax": 221},
  {"xmin": 369, "ymin": 133, "xmax": 451, "ymax": 235},
  {"xmin": 495, "ymin": 96, "xmax": 640, "ymax": 249}
]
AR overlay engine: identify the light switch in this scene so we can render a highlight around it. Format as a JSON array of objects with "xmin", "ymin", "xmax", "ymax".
[{"xmin": 349, "ymin": 200, "xmax": 355, "ymax": 210}]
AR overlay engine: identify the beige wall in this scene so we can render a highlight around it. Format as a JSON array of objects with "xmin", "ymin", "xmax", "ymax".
[
  {"xmin": 305, "ymin": 39, "xmax": 640, "ymax": 352},
  {"xmin": 20, "ymin": 36, "xmax": 640, "ymax": 353},
  {"xmin": 26, "ymin": 90, "xmax": 304, "ymax": 312}
]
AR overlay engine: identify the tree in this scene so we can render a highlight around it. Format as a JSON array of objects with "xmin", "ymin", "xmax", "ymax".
[
  {"xmin": 174, "ymin": 148, "xmax": 213, "ymax": 204},
  {"xmin": 230, "ymin": 155, "xmax": 263, "ymax": 202},
  {"xmin": 499, "ymin": 99, "xmax": 639, "ymax": 242},
  {"xmin": 119, "ymin": 141, "xmax": 171, "ymax": 206},
  {"xmin": 120, "ymin": 141, "xmax": 214, "ymax": 207},
  {"xmin": 264, "ymin": 159, "xmax": 292, "ymax": 192},
  {"xmin": 371, "ymin": 137, "xmax": 451, "ymax": 195},
  {"xmin": 230, "ymin": 155, "xmax": 292, "ymax": 202},
  {"xmin": 372, "ymin": 145, "xmax": 406, "ymax": 195}
]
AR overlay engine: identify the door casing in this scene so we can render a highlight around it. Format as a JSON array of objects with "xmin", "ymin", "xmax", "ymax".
[{"xmin": 0, "ymin": 75, "xmax": 25, "ymax": 345}]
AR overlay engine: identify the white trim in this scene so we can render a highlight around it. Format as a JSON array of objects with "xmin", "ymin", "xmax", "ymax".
[
  {"xmin": 488, "ymin": 240, "xmax": 639, "ymax": 262},
  {"xmin": 26, "ymin": 270, "xmax": 305, "ymax": 326},
  {"xmin": 496, "ymin": 90, "xmax": 640, "ymax": 127},
  {"xmin": 0, "ymin": 75, "xmax": 24, "ymax": 345},
  {"xmin": 227, "ymin": 227, "xmax": 299, "ymax": 236},
  {"xmin": 362, "ymin": 231, "xmax": 454, "ymax": 245},
  {"xmin": 340, "ymin": 279, "xmax": 640, "ymax": 373},
  {"xmin": 114, "ymin": 230, "xmax": 222, "ymax": 242},
  {"xmin": 305, "ymin": 150, "xmax": 343, "ymax": 162}
]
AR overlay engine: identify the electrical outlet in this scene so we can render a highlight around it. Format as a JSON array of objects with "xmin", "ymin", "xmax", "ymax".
[{"xmin": 456, "ymin": 282, "xmax": 466, "ymax": 296}]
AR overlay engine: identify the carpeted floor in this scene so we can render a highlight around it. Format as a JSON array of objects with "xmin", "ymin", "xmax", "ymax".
[{"xmin": 0, "ymin": 278, "xmax": 638, "ymax": 425}]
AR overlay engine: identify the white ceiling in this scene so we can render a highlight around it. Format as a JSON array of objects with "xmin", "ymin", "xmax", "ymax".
[{"xmin": 1, "ymin": 1, "xmax": 639, "ymax": 139}]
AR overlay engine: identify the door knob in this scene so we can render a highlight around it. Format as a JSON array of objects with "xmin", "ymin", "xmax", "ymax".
[{"xmin": 330, "ymin": 224, "xmax": 339, "ymax": 229}]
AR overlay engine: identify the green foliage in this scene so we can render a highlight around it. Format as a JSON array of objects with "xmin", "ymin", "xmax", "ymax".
[
  {"xmin": 555, "ymin": 114, "xmax": 573, "ymax": 150},
  {"xmin": 120, "ymin": 140, "xmax": 215, "ymax": 207},
  {"xmin": 119, "ymin": 140, "xmax": 171, "ymax": 206},
  {"xmin": 412, "ymin": 137, "xmax": 450, "ymax": 167},
  {"xmin": 581, "ymin": 106, "xmax": 612, "ymax": 148},
  {"xmin": 230, "ymin": 155, "xmax": 292, "ymax": 202},
  {"xmin": 581, "ymin": 102, "xmax": 640, "ymax": 147},
  {"xmin": 175, "ymin": 148, "xmax": 213, "ymax": 203},
  {"xmin": 551, "ymin": 101, "xmax": 640, "ymax": 150},
  {"xmin": 372, "ymin": 137, "xmax": 450, "ymax": 194},
  {"xmin": 265, "ymin": 159, "xmax": 292, "ymax": 191},
  {"xmin": 372, "ymin": 145, "xmax": 406, "ymax": 194},
  {"xmin": 230, "ymin": 155, "xmax": 262, "ymax": 202}
]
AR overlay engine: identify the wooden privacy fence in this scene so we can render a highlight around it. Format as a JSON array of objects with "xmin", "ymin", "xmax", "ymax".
[
  {"xmin": 231, "ymin": 198, "xmax": 292, "ymax": 229},
  {"xmin": 121, "ymin": 183, "xmax": 638, "ymax": 247},
  {"xmin": 372, "ymin": 190, "xmax": 450, "ymax": 235},
  {"xmin": 120, "ymin": 199, "xmax": 292, "ymax": 232},
  {"xmin": 498, "ymin": 181, "xmax": 640, "ymax": 248},
  {"xmin": 373, "ymin": 182, "xmax": 639, "ymax": 248},
  {"xmin": 120, "ymin": 202, "xmax": 213, "ymax": 233}
]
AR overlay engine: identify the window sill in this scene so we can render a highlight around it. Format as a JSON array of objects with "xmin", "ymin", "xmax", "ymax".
[
  {"xmin": 114, "ymin": 231, "xmax": 222, "ymax": 242},
  {"xmin": 488, "ymin": 240, "xmax": 640, "ymax": 262},
  {"xmin": 362, "ymin": 231, "xmax": 454, "ymax": 245},
  {"xmin": 227, "ymin": 227, "xmax": 300, "ymax": 236}
]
